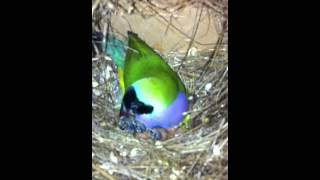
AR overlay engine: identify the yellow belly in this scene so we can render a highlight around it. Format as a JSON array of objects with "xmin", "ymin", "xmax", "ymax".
[{"xmin": 117, "ymin": 68, "xmax": 125, "ymax": 96}]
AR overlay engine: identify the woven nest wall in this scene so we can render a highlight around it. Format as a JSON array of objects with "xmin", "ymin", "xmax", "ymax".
[{"xmin": 92, "ymin": 0, "xmax": 228, "ymax": 179}]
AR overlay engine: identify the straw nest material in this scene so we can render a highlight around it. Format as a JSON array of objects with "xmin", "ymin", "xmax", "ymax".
[{"xmin": 92, "ymin": 0, "xmax": 228, "ymax": 179}]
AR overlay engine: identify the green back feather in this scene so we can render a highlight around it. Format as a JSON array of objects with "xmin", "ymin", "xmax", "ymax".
[{"xmin": 124, "ymin": 32, "xmax": 186, "ymax": 106}]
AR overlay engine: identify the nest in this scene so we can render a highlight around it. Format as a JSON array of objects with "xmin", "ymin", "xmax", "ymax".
[{"xmin": 92, "ymin": 0, "xmax": 228, "ymax": 179}]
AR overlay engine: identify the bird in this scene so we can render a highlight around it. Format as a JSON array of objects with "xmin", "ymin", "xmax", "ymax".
[{"xmin": 105, "ymin": 31, "xmax": 189, "ymax": 140}]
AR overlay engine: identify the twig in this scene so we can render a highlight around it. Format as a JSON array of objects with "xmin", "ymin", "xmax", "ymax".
[
  {"xmin": 92, "ymin": 163, "xmax": 116, "ymax": 180},
  {"xmin": 92, "ymin": 0, "xmax": 101, "ymax": 17},
  {"xmin": 178, "ymin": 4, "xmax": 204, "ymax": 70}
]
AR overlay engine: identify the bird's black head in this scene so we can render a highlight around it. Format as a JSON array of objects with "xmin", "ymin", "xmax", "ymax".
[
  {"xmin": 119, "ymin": 87, "xmax": 153, "ymax": 132},
  {"xmin": 120, "ymin": 87, "xmax": 153, "ymax": 116}
]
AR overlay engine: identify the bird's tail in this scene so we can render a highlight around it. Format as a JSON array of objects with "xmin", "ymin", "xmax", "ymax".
[
  {"xmin": 105, "ymin": 35, "xmax": 127, "ymax": 95},
  {"xmin": 105, "ymin": 36, "xmax": 127, "ymax": 68}
]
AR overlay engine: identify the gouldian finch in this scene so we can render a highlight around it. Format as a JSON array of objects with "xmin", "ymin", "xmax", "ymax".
[{"xmin": 105, "ymin": 31, "xmax": 188, "ymax": 140}]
